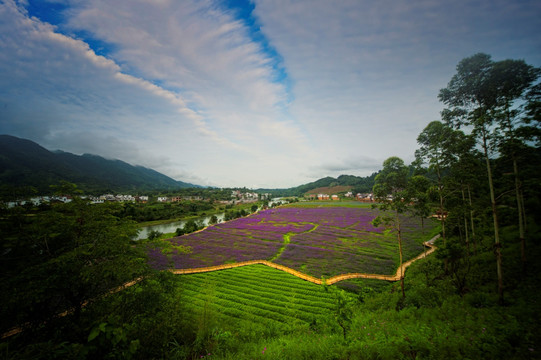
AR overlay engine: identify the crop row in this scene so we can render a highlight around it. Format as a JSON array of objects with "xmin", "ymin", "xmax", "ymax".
[
  {"xmin": 183, "ymin": 275, "xmax": 335, "ymax": 313},
  {"xmin": 199, "ymin": 263, "xmax": 321, "ymax": 288},
  {"xmin": 181, "ymin": 282, "xmax": 328, "ymax": 323},
  {"xmin": 251, "ymin": 207, "xmax": 382, "ymax": 229},
  {"xmin": 182, "ymin": 286, "xmax": 299, "ymax": 324},
  {"xmin": 178, "ymin": 266, "xmax": 340, "ymax": 329},
  {"xmin": 185, "ymin": 266, "xmax": 335, "ymax": 305},
  {"xmin": 180, "ymin": 288, "xmax": 288, "ymax": 328},
  {"xmin": 272, "ymin": 213, "xmax": 433, "ymax": 277},
  {"xmin": 215, "ymin": 265, "xmax": 322, "ymax": 289}
]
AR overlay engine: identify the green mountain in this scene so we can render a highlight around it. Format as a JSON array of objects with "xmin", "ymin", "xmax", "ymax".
[
  {"xmin": 257, "ymin": 173, "xmax": 379, "ymax": 197},
  {"xmin": 0, "ymin": 135, "xmax": 199, "ymax": 196}
]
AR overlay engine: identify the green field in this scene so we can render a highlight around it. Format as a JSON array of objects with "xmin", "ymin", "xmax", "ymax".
[{"xmin": 178, "ymin": 264, "xmax": 347, "ymax": 336}]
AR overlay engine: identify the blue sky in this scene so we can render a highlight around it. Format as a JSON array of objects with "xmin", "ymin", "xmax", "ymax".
[{"xmin": 1, "ymin": 0, "xmax": 540, "ymax": 188}]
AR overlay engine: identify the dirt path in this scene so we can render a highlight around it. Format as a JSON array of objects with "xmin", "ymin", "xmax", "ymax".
[
  {"xmin": 325, "ymin": 234, "xmax": 439, "ymax": 284},
  {"xmin": 172, "ymin": 234, "xmax": 439, "ymax": 285}
]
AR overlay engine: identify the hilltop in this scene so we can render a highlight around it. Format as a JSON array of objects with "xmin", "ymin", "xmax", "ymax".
[{"xmin": 257, "ymin": 173, "xmax": 378, "ymax": 197}]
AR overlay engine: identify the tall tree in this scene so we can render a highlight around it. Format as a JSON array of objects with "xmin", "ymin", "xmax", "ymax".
[
  {"xmin": 438, "ymin": 53, "xmax": 506, "ymax": 303},
  {"xmin": 522, "ymin": 80, "xmax": 541, "ymax": 147},
  {"xmin": 447, "ymin": 144, "xmax": 484, "ymax": 254},
  {"xmin": 408, "ymin": 174, "xmax": 431, "ymax": 235},
  {"xmin": 415, "ymin": 121, "xmax": 477, "ymax": 262},
  {"xmin": 372, "ymin": 157, "xmax": 411, "ymax": 298},
  {"xmin": 490, "ymin": 59, "xmax": 539, "ymax": 273},
  {"xmin": 437, "ymin": 54, "xmax": 541, "ymax": 302},
  {"xmin": 415, "ymin": 121, "xmax": 455, "ymax": 245}
]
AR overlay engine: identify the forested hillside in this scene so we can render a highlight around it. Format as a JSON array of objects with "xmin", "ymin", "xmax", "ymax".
[
  {"xmin": 0, "ymin": 135, "xmax": 199, "ymax": 196},
  {"xmin": 258, "ymin": 173, "xmax": 379, "ymax": 197}
]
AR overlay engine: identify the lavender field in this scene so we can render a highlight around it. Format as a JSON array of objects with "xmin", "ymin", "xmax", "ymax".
[{"xmin": 148, "ymin": 205, "xmax": 438, "ymax": 277}]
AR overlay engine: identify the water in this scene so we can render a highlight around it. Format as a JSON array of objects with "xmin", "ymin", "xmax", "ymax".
[{"xmin": 137, "ymin": 212, "xmax": 225, "ymax": 240}]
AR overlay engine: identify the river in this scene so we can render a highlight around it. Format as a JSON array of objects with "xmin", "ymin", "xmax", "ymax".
[
  {"xmin": 136, "ymin": 212, "xmax": 225, "ymax": 240},
  {"xmin": 136, "ymin": 200, "xmax": 281, "ymax": 240}
]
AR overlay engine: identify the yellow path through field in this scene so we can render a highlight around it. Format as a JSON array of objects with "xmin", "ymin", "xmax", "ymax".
[{"xmin": 171, "ymin": 234, "xmax": 439, "ymax": 285}]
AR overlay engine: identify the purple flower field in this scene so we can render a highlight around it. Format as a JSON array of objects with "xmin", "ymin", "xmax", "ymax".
[{"xmin": 147, "ymin": 206, "xmax": 436, "ymax": 277}]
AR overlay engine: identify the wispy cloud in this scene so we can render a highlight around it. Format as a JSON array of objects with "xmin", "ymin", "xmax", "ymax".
[
  {"xmin": 1, "ymin": 0, "xmax": 539, "ymax": 188},
  {"xmin": 252, "ymin": 0, "xmax": 541, "ymax": 172},
  {"xmin": 0, "ymin": 0, "xmax": 313, "ymax": 187}
]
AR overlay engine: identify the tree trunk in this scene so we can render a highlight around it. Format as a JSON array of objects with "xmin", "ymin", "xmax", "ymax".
[
  {"xmin": 435, "ymin": 164, "xmax": 448, "ymax": 274},
  {"xmin": 396, "ymin": 210, "xmax": 405, "ymax": 298},
  {"xmin": 461, "ymin": 186, "xmax": 470, "ymax": 254},
  {"xmin": 482, "ymin": 131, "xmax": 503, "ymax": 304},
  {"xmin": 520, "ymin": 188, "xmax": 527, "ymax": 232},
  {"xmin": 467, "ymin": 185, "xmax": 477, "ymax": 254},
  {"xmin": 513, "ymin": 157, "xmax": 526, "ymax": 274}
]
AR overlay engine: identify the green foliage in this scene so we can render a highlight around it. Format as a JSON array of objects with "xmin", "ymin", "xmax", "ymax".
[
  {"xmin": 209, "ymin": 214, "xmax": 219, "ymax": 225},
  {"xmin": 147, "ymin": 229, "xmax": 163, "ymax": 240},
  {"xmin": 0, "ymin": 197, "xmax": 149, "ymax": 338},
  {"xmin": 183, "ymin": 219, "xmax": 201, "ymax": 233},
  {"xmin": 122, "ymin": 200, "xmax": 215, "ymax": 223},
  {"xmin": 332, "ymin": 288, "xmax": 354, "ymax": 339}
]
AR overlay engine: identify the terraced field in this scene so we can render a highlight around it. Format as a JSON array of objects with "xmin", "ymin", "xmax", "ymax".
[{"xmin": 179, "ymin": 264, "xmax": 344, "ymax": 334}]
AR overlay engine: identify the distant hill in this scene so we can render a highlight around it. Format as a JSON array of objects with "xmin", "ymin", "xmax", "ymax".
[
  {"xmin": 305, "ymin": 185, "xmax": 353, "ymax": 195},
  {"xmin": 0, "ymin": 135, "xmax": 199, "ymax": 196},
  {"xmin": 257, "ymin": 173, "xmax": 379, "ymax": 197}
]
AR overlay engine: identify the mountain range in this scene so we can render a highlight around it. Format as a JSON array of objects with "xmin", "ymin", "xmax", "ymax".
[
  {"xmin": 0, "ymin": 135, "xmax": 197, "ymax": 195},
  {"xmin": 0, "ymin": 135, "xmax": 378, "ymax": 197}
]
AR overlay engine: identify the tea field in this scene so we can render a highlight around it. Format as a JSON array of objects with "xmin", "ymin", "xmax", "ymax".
[{"xmin": 178, "ymin": 264, "xmax": 343, "ymax": 336}]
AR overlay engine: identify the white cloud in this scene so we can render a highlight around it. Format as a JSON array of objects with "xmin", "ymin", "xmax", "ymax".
[
  {"xmin": 250, "ymin": 0, "xmax": 541, "ymax": 177},
  {"xmin": 0, "ymin": 1, "xmax": 211, "ymax": 172},
  {"xmin": 1, "ymin": 0, "xmax": 539, "ymax": 188},
  {"xmin": 0, "ymin": 0, "xmax": 320, "ymax": 187}
]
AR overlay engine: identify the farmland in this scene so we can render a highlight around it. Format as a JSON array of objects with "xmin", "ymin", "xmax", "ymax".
[
  {"xmin": 178, "ymin": 265, "xmax": 341, "ymax": 335},
  {"xmin": 148, "ymin": 203, "xmax": 438, "ymax": 279}
]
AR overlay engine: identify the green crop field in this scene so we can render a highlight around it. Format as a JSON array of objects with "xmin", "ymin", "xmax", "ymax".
[{"xmin": 177, "ymin": 264, "xmax": 350, "ymax": 337}]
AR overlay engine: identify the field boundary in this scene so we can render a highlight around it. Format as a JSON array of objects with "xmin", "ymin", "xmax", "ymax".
[{"xmin": 171, "ymin": 234, "xmax": 439, "ymax": 285}]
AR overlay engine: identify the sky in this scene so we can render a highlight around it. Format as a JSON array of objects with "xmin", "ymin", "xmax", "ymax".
[{"xmin": 0, "ymin": 0, "xmax": 540, "ymax": 188}]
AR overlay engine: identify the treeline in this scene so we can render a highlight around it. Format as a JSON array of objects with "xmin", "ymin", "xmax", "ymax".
[
  {"xmin": 372, "ymin": 53, "xmax": 541, "ymax": 303},
  {"xmin": 260, "ymin": 173, "xmax": 379, "ymax": 197},
  {"xmin": 119, "ymin": 201, "xmax": 215, "ymax": 223}
]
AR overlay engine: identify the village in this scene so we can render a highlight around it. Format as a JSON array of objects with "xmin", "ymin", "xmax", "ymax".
[
  {"xmin": 4, "ymin": 190, "xmax": 375, "ymax": 208},
  {"xmin": 307, "ymin": 191, "xmax": 374, "ymax": 202}
]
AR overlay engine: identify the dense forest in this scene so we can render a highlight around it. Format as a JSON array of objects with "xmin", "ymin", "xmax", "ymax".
[{"xmin": 1, "ymin": 53, "xmax": 540, "ymax": 359}]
